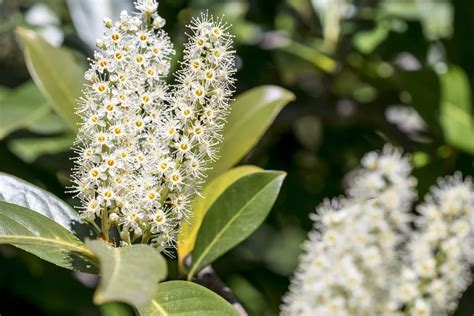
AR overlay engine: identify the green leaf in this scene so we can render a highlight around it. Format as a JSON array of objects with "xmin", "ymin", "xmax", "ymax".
[
  {"xmin": 138, "ymin": 281, "xmax": 238, "ymax": 316},
  {"xmin": 439, "ymin": 66, "xmax": 474, "ymax": 154},
  {"xmin": 0, "ymin": 81, "xmax": 50, "ymax": 139},
  {"xmin": 87, "ymin": 240, "xmax": 167, "ymax": 309},
  {"xmin": 8, "ymin": 135, "xmax": 74, "ymax": 163},
  {"xmin": 28, "ymin": 111, "xmax": 70, "ymax": 135},
  {"xmin": 177, "ymin": 165, "xmax": 262, "ymax": 269},
  {"xmin": 207, "ymin": 86, "xmax": 294, "ymax": 180},
  {"xmin": 189, "ymin": 171, "xmax": 286, "ymax": 278},
  {"xmin": 16, "ymin": 27, "xmax": 84, "ymax": 131},
  {"xmin": 0, "ymin": 201, "xmax": 97, "ymax": 272},
  {"xmin": 0, "ymin": 172, "xmax": 81, "ymax": 233}
]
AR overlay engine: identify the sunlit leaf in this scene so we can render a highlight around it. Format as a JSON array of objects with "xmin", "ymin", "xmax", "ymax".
[
  {"xmin": 16, "ymin": 27, "xmax": 84, "ymax": 131},
  {"xmin": 0, "ymin": 172, "xmax": 81, "ymax": 233},
  {"xmin": 87, "ymin": 240, "xmax": 167, "ymax": 309},
  {"xmin": 139, "ymin": 281, "xmax": 238, "ymax": 316},
  {"xmin": 207, "ymin": 86, "xmax": 294, "ymax": 180},
  {"xmin": 177, "ymin": 165, "xmax": 262, "ymax": 270},
  {"xmin": 189, "ymin": 171, "xmax": 286, "ymax": 278},
  {"xmin": 439, "ymin": 66, "xmax": 474, "ymax": 154},
  {"xmin": 0, "ymin": 201, "xmax": 97, "ymax": 272}
]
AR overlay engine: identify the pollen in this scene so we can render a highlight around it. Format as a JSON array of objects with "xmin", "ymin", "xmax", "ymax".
[{"xmin": 111, "ymin": 32, "xmax": 121, "ymax": 41}]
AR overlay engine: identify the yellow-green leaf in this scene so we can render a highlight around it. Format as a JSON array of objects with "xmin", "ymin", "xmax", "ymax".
[
  {"xmin": 16, "ymin": 27, "xmax": 84, "ymax": 131},
  {"xmin": 207, "ymin": 86, "xmax": 294, "ymax": 180},
  {"xmin": 177, "ymin": 165, "xmax": 262, "ymax": 270}
]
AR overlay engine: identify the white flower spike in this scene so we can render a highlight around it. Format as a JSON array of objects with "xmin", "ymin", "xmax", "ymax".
[
  {"xmin": 282, "ymin": 146, "xmax": 474, "ymax": 316},
  {"xmin": 71, "ymin": 2, "xmax": 235, "ymax": 251}
]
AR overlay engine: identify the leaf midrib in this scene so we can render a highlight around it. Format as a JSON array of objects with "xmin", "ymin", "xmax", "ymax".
[
  {"xmin": 0, "ymin": 235, "xmax": 94, "ymax": 257},
  {"xmin": 189, "ymin": 174, "xmax": 279, "ymax": 278},
  {"xmin": 151, "ymin": 300, "xmax": 168, "ymax": 315}
]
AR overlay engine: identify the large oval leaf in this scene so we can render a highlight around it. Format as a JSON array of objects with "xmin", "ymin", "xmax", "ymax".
[
  {"xmin": 207, "ymin": 86, "xmax": 294, "ymax": 179},
  {"xmin": 87, "ymin": 240, "xmax": 167, "ymax": 309},
  {"xmin": 0, "ymin": 201, "xmax": 97, "ymax": 273},
  {"xmin": 138, "ymin": 281, "xmax": 238, "ymax": 316},
  {"xmin": 16, "ymin": 27, "xmax": 84, "ymax": 130},
  {"xmin": 0, "ymin": 172, "xmax": 81, "ymax": 233},
  {"xmin": 189, "ymin": 171, "xmax": 286, "ymax": 278},
  {"xmin": 178, "ymin": 165, "xmax": 262, "ymax": 270}
]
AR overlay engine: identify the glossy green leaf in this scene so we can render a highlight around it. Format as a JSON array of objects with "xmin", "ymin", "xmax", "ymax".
[
  {"xmin": 139, "ymin": 281, "xmax": 238, "ymax": 316},
  {"xmin": 16, "ymin": 27, "xmax": 84, "ymax": 130},
  {"xmin": 87, "ymin": 240, "xmax": 167, "ymax": 309},
  {"xmin": 0, "ymin": 172, "xmax": 81, "ymax": 233},
  {"xmin": 0, "ymin": 81, "xmax": 49, "ymax": 139},
  {"xmin": 0, "ymin": 201, "xmax": 97, "ymax": 272},
  {"xmin": 439, "ymin": 66, "xmax": 474, "ymax": 154},
  {"xmin": 189, "ymin": 171, "xmax": 286, "ymax": 278},
  {"xmin": 177, "ymin": 165, "xmax": 262, "ymax": 269},
  {"xmin": 207, "ymin": 86, "xmax": 294, "ymax": 180}
]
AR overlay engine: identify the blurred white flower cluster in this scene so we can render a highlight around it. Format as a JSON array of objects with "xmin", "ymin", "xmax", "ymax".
[
  {"xmin": 282, "ymin": 145, "xmax": 473, "ymax": 316},
  {"xmin": 71, "ymin": 0, "xmax": 235, "ymax": 250}
]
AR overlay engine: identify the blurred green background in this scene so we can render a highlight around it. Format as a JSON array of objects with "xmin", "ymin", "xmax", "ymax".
[{"xmin": 0, "ymin": 0, "xmax": 473, "ymax": 315}]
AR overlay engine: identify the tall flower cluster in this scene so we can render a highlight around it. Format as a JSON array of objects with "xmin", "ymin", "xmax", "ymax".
[
  {"xmin": 390, "ymin": 174, "xmax": 474, "ymax": 315},
  {"xmin": 71, "ymin": 0, "xmax": 235, "ymax": 250},
  {"xmin": 282, "ymin": 146, "xmax": 417, "ymax": 316},
  {"xmin": 282, "ymin": 145, "xmax": 474, "ymax": 316}
]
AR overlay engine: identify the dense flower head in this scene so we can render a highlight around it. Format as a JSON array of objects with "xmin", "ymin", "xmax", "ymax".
[
  {"xmin": 283, "ymin": 145, "xmax": 417, "ymax": 316},
  {"xmin": 389, "ymin": 173, "xmax": 474, "ymax": 315},
  {"xmin": 71, "ymin": 0, "xmax": 235, "ymax": 250},
  {"xmin": 282, "ymin": 145, "xmax": 474, "ymax": 316}
]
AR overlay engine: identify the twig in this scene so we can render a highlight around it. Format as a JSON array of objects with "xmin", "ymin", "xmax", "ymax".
[{"xmin": 194, "ymin": 265, "xmax": 248, "ymax": 316}]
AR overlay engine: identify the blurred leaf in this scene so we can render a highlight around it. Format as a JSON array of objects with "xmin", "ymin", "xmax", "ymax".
[
  {"xmin": 0, "ymin": 81, "xmax": 49, "ymax": 139},
  {"xmin": 28, "ymin": 111, "xmax": 69, "ymax": 134},
  {"xmin": 87, "ymin": 240, "xmax": 167, "ymax": 309},
  {"xmin": 189, "ymin": 171, "xmax": 286, "ymax": 278},
  {"xmin": 67, "ymin": 0, "xmax": 133, "ymax": 49},
  {"xmin": 439, "ymin": 66, "xmax": 474, "ymax": 154},
  {"xmin": 228, "ymin": 275, "xmax": 266, "ymax": 316},
  {"xmin": 178, "ymin": 165, "xmax": 262, "ymax": 270},
  {"xmin": 139, "ymin": 281, "xmax": 238, "ymax": 316},
  {"xmin": 16, "ymin": 27, "xmax": 84, "ymax": 131},
  {"xmin": 0, "ymin": 172, "xmax": 81, "ymax": 232},
  {"xmin": 353, "ymin": 23, "xmax": 390, "ymax": 54},
  {"xmin": 311, "ymin": 0, "xmax": 347, "ymax": 51},
  {"xmin": 279, "ymin": 41, "xmax": 338, "ymax": 73},
  {"xmin": 207, "ymin": 86, "xmax": 294, "ymax": 180},
  {"xmin": 263, "ymin": 225, "xmax": 306, "ymax": 276},
  {"xmin": 8, "ymin": 135, "xmax": 74, "ymax": 163},
  {"xmin": 100, "ymin": 303, "xmax": 134, "ymax": 316},
  {"xmin": 381, "ymin": 0, "xmax": 453, "ymax": 40},
  {"xmin": 0, "ymin": 201, "xmax": 97, "ymax": 272}
]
